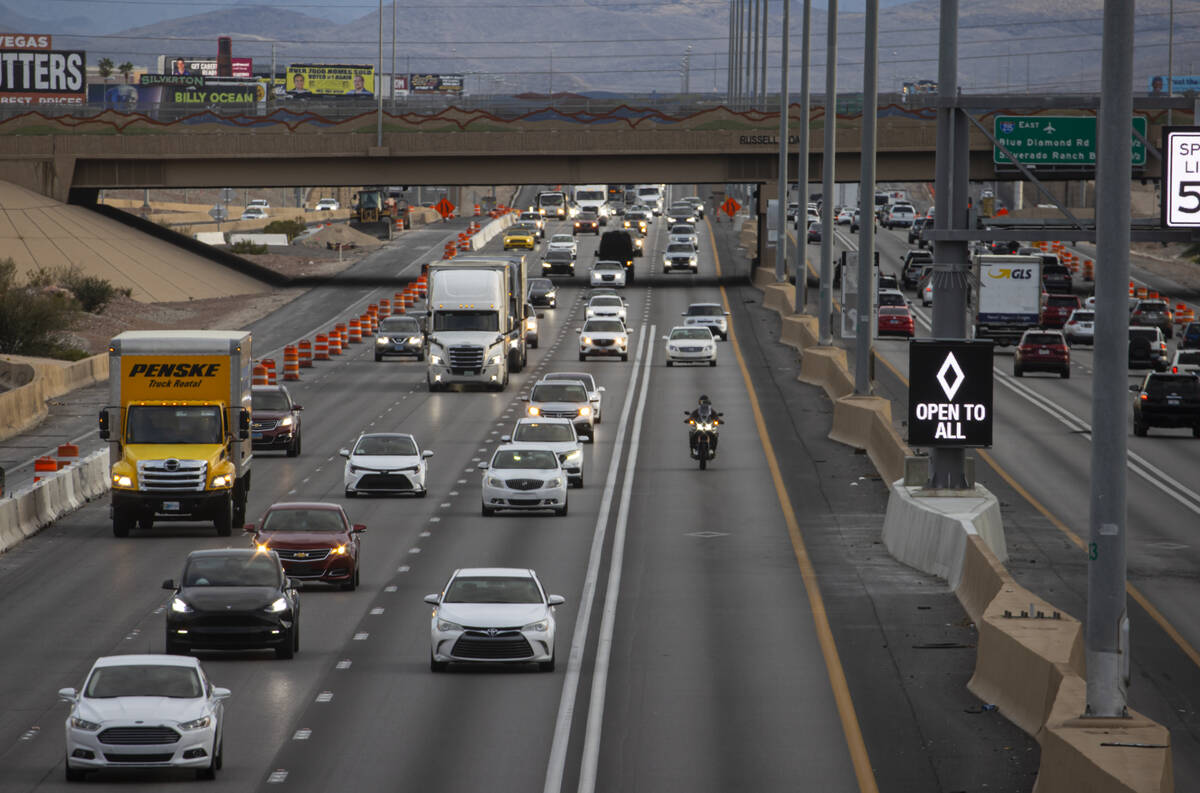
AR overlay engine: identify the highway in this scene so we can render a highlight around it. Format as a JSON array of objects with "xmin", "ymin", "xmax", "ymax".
[
  {"xmin": 0, "ymin": 187, "xmax": 1050, "ymax": 792},
  {"xmin": 816, "ymin": 212, "xmax": 1200, "ymax": 786}
]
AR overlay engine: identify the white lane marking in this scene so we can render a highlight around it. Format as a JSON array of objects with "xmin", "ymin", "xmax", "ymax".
[
  {"xmin": 420, "ymin": 531, "xmax": 432, "ymax": 538},
  {"xmin": 336, "ymin": 659, "xmax": 352, "ymax": 670},
  {"xmin": 385, "ymin": 585, "xmax": 398, "ymax": 592},
  {"xmin": 370, "ymin": 607, "xmax": 385, "ymax": 615},
  {"xmin": 457, "ymin": 479, "xmax": 468, "ymax": 484},
  {"xmin": 440, "ymin": 502, "xmax": 451, "ymax": 508},
  {"xmin": 409, "ymin": 547, "xmax": 422, "ymax": 553},
  {"xmin": 353, "ymin": 632, "xmax": 369, "ymax": 640},
  {"xmin": 287, "ymin": 489, "xmax": 297, "ymax": 495},
  {"xmin": 19, "ymin": 727, "xmax": 39, "ymax": 741},
  {"xmin": 293, "ymin": 728, "xmax": 311, "ymax": 740},
  {"xmin": 543, "ymin": 319, "xmax": 650, "ymax": 793},
  {"xmin": 315, "ymin": 691, "xmax": 334, "ymax": 702},
  {"xmin": 449, "ymin": 490, "xmax": 459, "ymax": 496},
  {"xmin": 429, "ymin": 517, "xmax": 441, "ymax": 523},
  {"xmin": 397, "ymin": 565, "xmax": 410, "ymax": 572},
  {"xmin": 268, "ymin": 769, "xmax": 289, "ymax": 783}
]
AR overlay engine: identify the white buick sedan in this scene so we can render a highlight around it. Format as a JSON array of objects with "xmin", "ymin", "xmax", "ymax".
[{"xmin": 478, "ymin": 446, "xmax": 568, "ymax": 516}]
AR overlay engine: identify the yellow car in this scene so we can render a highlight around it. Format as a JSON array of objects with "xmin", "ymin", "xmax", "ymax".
[{"xmin": 503, "ymin": 227, "xmax": 537, "ymax": 250}]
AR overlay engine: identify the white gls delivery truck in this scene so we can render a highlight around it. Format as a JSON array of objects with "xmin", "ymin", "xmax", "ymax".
[
  {"xmin": 972, "ymin": 254, "xmax": 1043, "ymax": 347},
  {"xmin": 573, "ymin": 185, "xmax": 610, "ymax": 225},
  {"xmin": 425, "ymin": 263, "xmax": 516, "ymax": 391}
]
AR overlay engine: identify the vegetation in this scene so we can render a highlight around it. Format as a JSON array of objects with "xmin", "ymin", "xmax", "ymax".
[
  {"xmin": 230, "ymin": 240, "xmax": 268, "ymax": 255},
  {"xmin": 118, "ymin": 62, "xmax": 134, "ymax": 84},
  {"xmin": 263, "ymin": 218, "xmax": 307, "ymax": 242},
  {"xmin": 0, "ymin": 259, "xmax": 82, "ymax": 357},
  {"xmin": 96, "ymin": 58, "xmax": 113, "ymax": 84},
  {"xmin": 27, "ymin": 265, "xmax": 131, "ymax": 314}
]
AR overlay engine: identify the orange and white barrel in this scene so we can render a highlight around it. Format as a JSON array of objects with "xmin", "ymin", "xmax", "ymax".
[
  {"xmin": 297, "ymin": 339, "xmax": 313, "ymax": 368},
  {"xmin": 283, "ymin": 346, "xmax": 301, "ymax": 381},
  {"xmin": 253, "ymin": 363, "xmax": 270, "ymax": 385},
  {"xmin": 314, "ymin": 334, "xmax": 330, "ymax": 360},
  {"xmin": 348, "ymin": 319, "xmax": 362, "ymax": 343},
  {"xmin": 328, "ymin": 328, "xmax": 343, "ymax": 355},
  {"xmin": 379, "ymin": 298, "xmax": 391, "ymax": 317},
  {"xmin": 262, "ymin": 359, "xmax": 278, "ymax": 385}
]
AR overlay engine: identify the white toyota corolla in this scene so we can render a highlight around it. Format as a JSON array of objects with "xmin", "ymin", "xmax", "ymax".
[
  {"xmin": 425, "ymin": 567, "xmax": 564, "ymax": 672},
  {"xmin": 340, "ymin": 432, "xmax": 433, "ymax": 497},
  {"xmin": 478, "ymin": 445, "xmax": 568, "ymax": 515},
  {"xmin": 59, "ymin": 655, "xmax": 230, "ymax": 781}
]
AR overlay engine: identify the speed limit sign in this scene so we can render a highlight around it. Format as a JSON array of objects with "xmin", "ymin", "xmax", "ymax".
[{"xmin": 1163, "ymin": 127, "xmax": 1200, "ymax": 227}]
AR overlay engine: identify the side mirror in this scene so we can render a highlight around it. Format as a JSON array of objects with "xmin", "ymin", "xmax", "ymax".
[
  {"xmin": 352, "ymin": 524, "xmax": 366, "ymax": 533},
  {"xmin": 293, "ymin": 405, "xmax": 303, "ymax": 411},
  {"xmin": 547, "ymin": 595, "xmax": 565, "ymax": 606},
  {"xmin": 238, "ymin": 410, "xmax": 251, "ymax": 440},
  {"xmin": 477, "ymin": 461, "xmax": 489, "ymax": 470},
  {"xmin": 501, "ymin": 435, "xmax": 511, "ymax": 442},
  {"xmin": 422, "ymin": 449, "xmax": 434, "ymax": 458},
  {"xmin": 58, "ymin": 687, "xmax": 78, "ymax": 702},
  {"xmin": 576, "ymin": 328, "xmax": 582, "ymax": 334},
  {"xmin": 98, "ymin": 408, "xmax": 110, "ymax": 440},
  {"xmin": 287, "ymin": 577, "xmax": 301, "ymax": 590},
  {"xmin": 522, "ymin": 396, "xmax": 530, "ymax": 402},
  {"xmin": 1129, "ymin": 384, "xmax": 1140, "ymax": 393},
  {"xmin": 626, "ymin": 328, "xmax": 635, "ymax": 334},
  {"xmin": 424, "ymin": 594, "xmax": 440, "ymax": 605},
  {"xmin": 339, "ymin": 449, "xmax": 350, "ymax": 457},
  {"xmin": 597, "ymin": 386, "xmax": 606, "ymax": 392},
  {"xmin": 211, "ymin": 687, "xmax": 232, "ymax": 702},
  {"xmin": 661, "ymin": 336, "xmax": 669, "ymax": 341},
  {"xmin": 162, "ymin": 579, "xmax": 176, "ymax": 590}
]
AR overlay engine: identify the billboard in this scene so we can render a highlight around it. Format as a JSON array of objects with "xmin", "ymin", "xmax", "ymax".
[
  {"xmin": 285, "ymin": 64, "xmax": 374, "ymax": 97},
  {"xmin": 1150, "ymin": 75, "xmax": 1200, "ymax": 94},
  {"xmin": 0, "ymin": 36, "xmax": 85, "ymax": 104},
  {"xmin": 410, "ymin": 73, "xmax": 464, "ymax": 95},
  {"xmin": 129, "ymin": 75, "xmax": 264, "ymax": 111},
  {"xmin": 165, "ymin": 57, "xmax": 253, "ymax": 79}
]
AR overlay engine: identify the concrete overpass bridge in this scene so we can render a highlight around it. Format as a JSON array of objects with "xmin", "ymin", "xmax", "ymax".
[{"xmin": 0, "ymin": 96, "xmax": 1182, "ymax": 203}]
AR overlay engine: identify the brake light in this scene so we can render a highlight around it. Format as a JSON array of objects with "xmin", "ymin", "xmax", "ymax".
[
  {"xmin": 1173, "ymin": 366, "xmax": 1179, "ymax": 373},
  {"xmin": 1140, "ymin": 393, "xmax": 1149, "ymax": 400}
]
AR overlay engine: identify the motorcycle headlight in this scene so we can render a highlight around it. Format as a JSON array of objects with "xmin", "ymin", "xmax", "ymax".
[
  {"xmin": 430, "ymin": 354, "xmax": 443, "ymax": 365},
  {"xmin": 436, "ymin": 618, "xmax": 463, "ymax": 632},
  {"xmin": 171, "ymin": 596, "xmax": 192, "ymax": 613},
  {"xmin": 376, "ymin": 336, "xmax": 390, "ymax": 345},
  {"xmin": 211, "ymin": 474, "xmax": 231, "ymax": 488},
  {"xmin": 113, "ymin": 474, "xmax": 133, "ymax": 488},
  {"xmin": 70, "ymin": 717, "xmax": 101, "ymax": 732},
  {"xmin": 178, "ymin": 716, "xmax": 211, "ymax": 731},
  {"xmin": 487, "ymin": 476, "xmax": 505, "ymax": 487},
  {"xmin": 279, "ymin": 416, "xmax": 293, "ymax": 427},
  {"xmin": 265, "ymin": 597, "xmax": 288, "ymax": 613},
  {"xmin": 523, "ymin": 619, "xmax": 550, "ymax": 632}
]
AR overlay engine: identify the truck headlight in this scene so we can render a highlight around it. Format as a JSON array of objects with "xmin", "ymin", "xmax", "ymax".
[
  {"xmin": 113, "ymin": 474, "xmax": 133, "ymax": 488},
  {"xmin": 578, "ymin": 406, "xmax": 591, "ymax": 417},
  {"xmin": 528, "ymin": 406, "xmax": 541, "ymax": 416},
  {"xmin": 211, "ymin": 474, "xmax": 232, "ymax": 488},
  {"xmin": 430, "ymin": 354, "xmax": 443, "ymax": 365},
  {"xmin": 489, "ymin": 353, "xmax": 503, "ymax": 365}
]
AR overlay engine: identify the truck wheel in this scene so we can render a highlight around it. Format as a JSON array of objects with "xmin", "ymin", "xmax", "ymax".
[
  {"xmin": 112, "ymin": 506, "xmax": 133, "ymax": 538},
  {"xmin": 579, "ymin": 353, "xmax": 587, "ymax": 362},
  {"xmin": 214, "ymin": 497, "xmax": 233, "ymax": 537}
]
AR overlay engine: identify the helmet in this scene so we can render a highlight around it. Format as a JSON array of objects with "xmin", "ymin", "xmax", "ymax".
[{"xmin": 698, "ymin": 394, "xmax": 711, "ymax": 405}]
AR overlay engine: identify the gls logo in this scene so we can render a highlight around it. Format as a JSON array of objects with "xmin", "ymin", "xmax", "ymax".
[
  {"xmin": 987, "ymin": 268, "xmax": 1035, "ymax": 280},
  {"xmin": 129, "ymin": 363, "xmax": 221, "ymax": 378}
]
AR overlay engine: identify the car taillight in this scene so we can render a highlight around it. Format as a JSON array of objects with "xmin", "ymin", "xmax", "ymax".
[
  {"xmin": 1172, "ymin": 366, "xmax": 1179, "ymax": 373},
  {"xmin": 1140, "ymin": 393, "xmax": 1148, "ymax": 400}
]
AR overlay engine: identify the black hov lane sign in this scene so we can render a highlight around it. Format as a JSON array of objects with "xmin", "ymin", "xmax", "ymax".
[{"xmin": 907, "ymin": 339, "xmax": 994, "ymax": 447}]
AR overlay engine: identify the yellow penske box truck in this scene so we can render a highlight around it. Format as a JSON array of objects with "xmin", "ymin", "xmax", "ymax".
[{"xmin": 99, "ymin": 330, "xmax": 253, "ymax": 537}]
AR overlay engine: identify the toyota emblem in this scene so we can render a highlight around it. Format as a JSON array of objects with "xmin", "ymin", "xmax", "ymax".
[{"xmin": 486, "ymin": 628, "xmax": 498, "ymax": 637}]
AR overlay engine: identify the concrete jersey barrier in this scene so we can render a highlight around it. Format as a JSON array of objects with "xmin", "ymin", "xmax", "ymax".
[
  {"xmin": 0, "ymin": 354, "xmax": 109, "ymax": 442},
  {"xmin": 0, "ymin": 449, "xmax": 110, "ymax": 555}
]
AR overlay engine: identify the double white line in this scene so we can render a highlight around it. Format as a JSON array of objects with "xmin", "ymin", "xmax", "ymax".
[{"xmin": 543, "ymin": 322, "xmax": 657, "ymax": 793}]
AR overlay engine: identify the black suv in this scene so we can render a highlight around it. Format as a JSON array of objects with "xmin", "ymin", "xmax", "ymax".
[
  {"xmin": 1041, "ymin": 263, "xmax": 1074, "ymax": 294},
  {"xmin": 1130, "ymin": 372, "xmax": 1200, "ymax": 437}
]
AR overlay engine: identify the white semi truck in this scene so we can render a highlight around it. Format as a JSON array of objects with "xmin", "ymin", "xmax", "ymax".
[
  {"xmin": 425, "ymin": 261, "xmax": 521, "ymax": 391},
  {"xmin": 972, "ymin": 254, "xmax": 1043, "ymax": 347},
  {"xmin": 573, "ymin": 184, "xmax": 610, "ymax": 225}
]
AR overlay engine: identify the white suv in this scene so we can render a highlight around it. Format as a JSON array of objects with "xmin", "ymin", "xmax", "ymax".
[{"xmin": 883, "ymin": 204, "xmax": 916, "ymax": 229}]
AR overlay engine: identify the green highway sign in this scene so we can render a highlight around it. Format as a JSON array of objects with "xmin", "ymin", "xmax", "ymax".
[{"xmin": 993, "ymin": 116, "xmax": 1147, "ymax": 167}]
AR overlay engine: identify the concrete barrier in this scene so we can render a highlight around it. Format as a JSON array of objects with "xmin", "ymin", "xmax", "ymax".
[
  {"xmin": 761, "ymin": 282, "xmax": 796, "ymax": 314},
  {"xmin": 0, "ymin": 449, "xmax": 109, "ymax": 555},
  {"xmin": 829, "ymin": 395, "xmax": 908, "ymax": 485},
  {"xmin": 229, "ymin": 233, "xmax": 290, "ymax": 246},
  {"xmin": 470, "ymin": 214, "xmax": 515, "ymax": 250},
  {"xmin": 797, "ymin": 346, "xmax": 854, "ymax": 401},
  {"xmin": 194, "ymin": 231, "xmax": 227, "ymax": 245},
  {"xmin": 779, "ymin": 315, "xmax": 819, "ymax": 351},
  {"xmin": 0, "ymin": 354, "xmax": 109, "ymax": 442}
]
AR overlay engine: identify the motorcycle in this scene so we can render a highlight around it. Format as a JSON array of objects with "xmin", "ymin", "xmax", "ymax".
[{"xmin": 685, "ymin": 409, "xmax": 722, "ymax": 470}]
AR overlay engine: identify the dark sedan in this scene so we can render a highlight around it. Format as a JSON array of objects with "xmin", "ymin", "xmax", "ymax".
[
  {"xmin": 251, "ymin": 385, "xmax": 302, "ymax": 457},
  {"xmin": 528, "ymin": 278, "xmax": 558, "ymax": 308},
  {"xmin": 375, "ymin": 315, "xmax": 425, "ymax": 361},
  {"xmin": 541, "ymin": 249, "xmax": 576, "ymax": 276},
  {"xmin": 164, "ymin": 548, "xmax": 300, "ymax": 659},
  {"xmin": 246, "ymin": 502, "xmax": 364, "ymax": 590}
]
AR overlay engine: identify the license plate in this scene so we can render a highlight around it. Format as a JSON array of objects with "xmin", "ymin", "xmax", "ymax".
[
  {"xmin": 252, "ymin": 432, "xmax": 263, "ymax": 440},
  {"xmin": 1168, "ymin": 397, "xmax": 1181, "ymax": 405},
  {"xmin": 163, "ymin": 501, "xmax": 180, "ymax": 512}
]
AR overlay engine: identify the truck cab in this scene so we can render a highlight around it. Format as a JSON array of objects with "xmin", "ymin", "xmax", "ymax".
[
  {"xmin": 425, "ymin": 264, "xmax": 517, "ymax": 392},
  {"xmin": 573, "ymin": 185, "xmax": 610, "ymax": 225}
]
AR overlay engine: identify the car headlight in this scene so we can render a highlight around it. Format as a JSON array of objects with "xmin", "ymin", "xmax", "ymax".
[
  {"xmin": 487, "ymin": 476, "xmax": 505, "ymax": 487},
  {"xmin": 617, "ymin": 337, "xmax": 627, "ymax": 346},
  {"xmin": 332, "ymin": 544, "xmax": 347, "ymax": 555},
  {"xmin": 528, "ymin": 406, "xmax": 541, "ymax": 416},
  {"xmin": 70, "ymin": 717, "xmax": 101, "ymax": 731},
  {"xmin": 171, "ymin": 596, "xmax": 192, "ymax": 613},
  {"xmin": 265, "ymin": 597, "xmax": 288, "ymax": 613},
  {"xmin": 546, "ymin": 479, "xmax": 562, "ymax": 488},
  {"xmin": 430, "ymin": 354, "xmax": 443, "ymax": 365},
  {"xmin": 436, "ymin": 618, "xmax": 463, "ymax": 632},
  {"xmin": 523, "ymin": 619, "xmax": 550, "ymax": 632},
  {"xmin": 578, "ymin": 406, "xmax": 591, "ymax": 417},
  {"xmin": 489, "ymin": 353, "xmax": 503, "ymax": 365},
  {"xmin": 178, "ymin": 715, "xmax": 211, "ymax": 731},
  {"xmin": 669, "ymin": 344, "xmax": 680, "ymax": 351},
  {"xmin": 564, "ymin": 449, "xmax": 582, "ymax": 463},
  {"xmin": 279, "ymin": 416, "xmax": 293, "ymax": 427},
  {"xmin": 407, "ymin": 336, "xmax": 422, "ymax": 344},
  {"xmin": 376, "ymin": 336, "xmax": 390, "ymax": 345},
  {"xmin": 509, "ymin": 338, "xmax": 520, "ymax": 348},
  {"xmin": 581, "ymin": 337, "xmax": 593, "ymax": 345},
  {"xmin": 526, "ymin": 319, "xmax": 536, "ymax": 330},
  {"xmin": 211, "ymin": 474, "xmax": 231, "ymax": 488},
  {"xmin": 113, "ymin": 474, "xmax": 133, "ymax": 488}
]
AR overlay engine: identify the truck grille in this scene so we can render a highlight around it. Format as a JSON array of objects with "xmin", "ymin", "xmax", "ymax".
[
  {"xmin": 448, "ymin": 345, "xmax": 484, "ymax": 370},
  {"xmin": 138, "ymin": 459, "xmax": 206, "ymax": 492}
]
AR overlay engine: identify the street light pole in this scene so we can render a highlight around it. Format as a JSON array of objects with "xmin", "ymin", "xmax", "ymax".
[
  {"xmin": 855, "ymin": 0, "xmax": 879, "ymax": 395},
  {"xmin": 390, "ymin": 0, "xmax": 397, "ymax": 112},
  {"xmin": 817, "ymin": 0, "xmax": 837, "ymax": 344},
  {"xmin": 760, "ymin": 0, "xmax": 770, "ymax": 108},
  {"xmin": 791, "ymin": 0, "xmax": 811, "ymax": 313},
  {"xmin": 376, "ymin": 0, "xmax": 383, "ymax": 147},
  {"xmin": 773, "ymin": 0, "xmax": 790, "ymax": 284}
]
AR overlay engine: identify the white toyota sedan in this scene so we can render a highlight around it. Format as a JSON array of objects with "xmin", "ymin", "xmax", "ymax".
[
  {"xmin": 478, "ymin": 446, "xmax": 569, "ymax": 516},
  {"xmin": 425, "ymin": 567, "xmax": 564, "ymax": 672},
  {"xmin": 664, "ymin": 325, "xmax": 717, "ymax": 366},
  {"xmin": 503, "ymin": 417, "xmax": 585, "ymax": 487},
  {"xmin": 60, "ymin": 655, "xmax": 230, "ymax": 781},
  {"xmin": 340, "ymin": 432, "xmax": 433, "ymax": 497},
  {"xmin": 546, "ymin": 233, "xmax": 577, "ymax": 258}
]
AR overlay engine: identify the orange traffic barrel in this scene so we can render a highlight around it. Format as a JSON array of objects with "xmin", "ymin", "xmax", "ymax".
[
  {"xmin": 379, "ymin": 298, "xmax": 391, "ymax": 317},
  {"xmin": 394, "ymin": 295, "xmax": 406, "ymax": 314},
  {"xmin": 314, "ymin": 334, "xmax": 330, "ymax": 360},
  {"xmin": 262, "ymin": 358, "xmax": 278, "ymax": 385},
  {"xmin": 297, "ymin": 339, "xmax": 313, "ymax": 368},
  {"xmin": 347, "ymin": 318, "xmax": 362, "ymax": 343},
  {"xmin": 253, "ymin": 362, "xmax": 269, "ymax": 385},
  {"xmin": 33, "ymin": 455, "xmax": 59, "ymax": 482},
  {"xmin": 416, "ymin": 275, "xmax": 428, "ymax": 297},
  {"xmin": 328, "ymin": 328, "xmax": 343, "ymax": 355},
  {"xmin": 57, "ymin": 444, "xmax": 79, "ymax": 464},
  {"xmin": 336, "ymin": 323, "xmax": 348, "ymax": 345},
  {"xmin": 361, "ymin": 313, "xmax": 376, "ymax": 334},
  {"xmin": 283, "ymin": 346, "xmax": 301, "ymax": 381}
]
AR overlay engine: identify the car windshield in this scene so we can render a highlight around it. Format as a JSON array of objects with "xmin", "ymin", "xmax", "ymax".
[
  {"xmin": 1024, "ymin": 333, "xmax": 1063, "ymax": 345},
  {"xmin": 1145, "ymin": 376, "xmax": 1199, "ymax": 398},
  {"xmin": 126, "ymin": 405, "xmax": 223, "ymax": 444},
  {"xmin": 444, "ymin": 575, "xmax": 542, "ymax": 604},
  {"xmin": 1176, "ymin": 351, "xmax": 1200, "ymax": 365},
  {"xmin": 671, "ymin": 328, "xmax": 712, "ymax": 339},
  {"xmin": 353, "ymin": 435, "xmax": 417, "ymax": 455},
  {"xmin": 592, "ymin": 297, "xmax": 622, "ymax": 307},
  {"xmin": 531, "ymin": 383, "xmax": 587, "ymax": 402},
  {"xmin": 183, "ymin": 553, "xmax": 280, "ymax": 587},
  {"xmin": 543, "ymin": 373, "xmax": 596, "ymax": 390},
  {"xmin": 880, "ymin": 307, "xmax": 908, "ymax": 316},
  {"xmin": 666, "ymin": 244, "xmax": 695, "ymax": 253},
  {"xmin": 514, "ymin": 422, "xmax": 576, "ymax": 442},
  {"xmin": 1071, "ymin": 311, "xmax": 1095, "ymax": 322},
  {"xmin": 685, "ymin": 304, "xmax": 721, "ymax": 316},
  {"xmin": 540, "ymin": 194, "xmax": 563, "ymax": 206},
  {"xmin": 1130, "ymin": 329, "xmax": 1159, "ymax": 342},
  {"xmin": 432, "ymin": 311, "xmax": 499, "ymax": 332},
  {"xmin": 585, "ymin": 320, "xmax": 625, "ymax": 333},
  {"xmin": 379, "ymin": 318, "xmax": 419, "ymax": 333},
  {"xmin": 594, "ymin": 263, "xmax": 622, "ymax": 272},
  {"xmin": 510, "ymin": 226, "xmax": 535, "ymax": 234},
  {"xmin": 1047, "ymin": 296, "xmax": 1079, "ymax": 307},
  {"xmin": 491, "ymin": 449, "xmax": 559, "ymax": 469},
  {"xmin": 1138, "ymin": 302, "xmax": 1168, "ymax": 311},
  {"xmin": 261, "ymin": 508, "xmax": 346, "ymax": 533},
  {"xmin": 546, "ymin": 251, "xmax": 572, "ymax": 261},
  {"xmin": 878, "ymin": 293, "xmax": 905, "ymax": 306},
  {"xmin": 85, "ymin": 665, "xmax": 203, "ymax": 699},
  {"xmin": 252, "ymin": 390, "xmax": 290, "ymax": 411},
  {"xmin": 550, "ymin": 236, "xmax": 572, "ymax": 244}
]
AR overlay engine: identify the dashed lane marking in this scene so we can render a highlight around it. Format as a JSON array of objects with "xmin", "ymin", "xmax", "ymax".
[
  {"xmin": 315, "ymin": 691, "xmax": 334, "ymax": 702},
  {"xmin": 336, "ymin": 659, "xmax": 352, "ymax": 670},
  {"xmin": 370, "ymin": 607, "xmax": 385, "ymax": 615},
  {"xmin": 293, "ymin": 729, "xmax": 311, "ymax": 740},
  {"xmin": 267, "ymin": 769, "xmax": 289, "ymax": 783},
  {"xmin": 353, "ymin": 632, "xmax": 369, "ymax": 640}
]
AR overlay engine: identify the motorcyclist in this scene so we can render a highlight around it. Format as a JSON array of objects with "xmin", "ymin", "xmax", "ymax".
[{"xmin": 685, "ymin": 394, "xmax": 721, "ymax": 456}]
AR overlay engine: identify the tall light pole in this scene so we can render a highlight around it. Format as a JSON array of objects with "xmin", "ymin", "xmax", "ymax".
[
  {"xmin": 750, "ymin": 0, "xmax": 759, "ymax": 107},
  {"xmin": 760, "ymin": 0, "xmax": 770, "ymax": 107},
  {"xmin": 791, "ymin": 0, "xmax": 811, "ymax": 313},
  {"xmin": 817, "ymin": 0, "xmax": 837, "ymax": 344},
  {"xmin": 773, "ymin": 0, "xmax": 790, "ymax": 283},
  {"xmin": 390, "ymin": 0, "xmax": 397, "ymax": 112},
  {"xmin": 855, "ymin": 0, "xmax": 879, "ymax": 395},
  {"xmin": 376, "ymin": 0, "xmax": 383, "ymax": 147}
]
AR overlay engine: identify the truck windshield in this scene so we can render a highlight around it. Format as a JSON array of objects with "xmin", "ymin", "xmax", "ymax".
[
  {"xmin": 433, "ymin": 311, "xmax": 499, "ymax": 332},
  {"xmin": 359, "ymin": 192, "xmax": 382, "ymax": 209},
  {"xmin": 126, "ymin": 405, "xmax": 223, "ymax": 444},
  {"xmin": 539, "ymin": 194, "xmax": 563, "ymax": 206}
]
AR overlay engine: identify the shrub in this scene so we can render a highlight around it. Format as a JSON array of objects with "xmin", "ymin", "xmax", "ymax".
[
  {"xmin": 263, "ymin": 218, "xmax": 307, "ymax": 242},
  {"xmin": 26, "ymin": 265, "xmax": 124, "ymax": 313},
  {"xmin": 0, "ymin": 259, "xmax": 81, "ymax": 356},
  {"xmin": 230, "ymin": 240, "xmax": 268, "ymax": 255}
]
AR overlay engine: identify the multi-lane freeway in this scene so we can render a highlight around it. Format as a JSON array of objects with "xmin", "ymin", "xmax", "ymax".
[{"xmin": 5, "ymin": 183, "xmax": 1196, "ymax": 792}]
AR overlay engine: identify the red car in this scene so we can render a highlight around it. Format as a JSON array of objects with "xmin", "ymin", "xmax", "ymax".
[
  {"xmin": 1014, "ymin": 330, "xmax": 1070, "ymax": 378},
  {"xmin": 251, "ymin": 385, "xmax": 303, "ymax": 456},
  {"xmin": 246, "ymin": 502, "xmax": 364, "ymax": 590},
  {"xmin": 1040, "ymin": 294, "xmax": 1082, "ymax": 329},
  {"xmin": 877, "ymin": 306, "xmax": 915, "ymax": 337}
]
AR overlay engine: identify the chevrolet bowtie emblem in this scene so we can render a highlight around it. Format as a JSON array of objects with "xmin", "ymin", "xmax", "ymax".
[{"xmin": 295, "ymin": 552, "xmax": 307, "ymax": 558}]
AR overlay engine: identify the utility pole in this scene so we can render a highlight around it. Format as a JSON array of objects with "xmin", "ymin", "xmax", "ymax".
[
  {"xmin": 817, "ymin": 0, "xmax": 837, "ymax": 344},
  {"xmin": 391, "ymin": 0, "xmax": 397, "ymax": 112},
  {"xmin": 376, "ymin": 0, "xmax": 383, "ymax": 147},
  {"xmin": 774, "ymin": 0, "xmax": 790, "ymax": 283},
  {"xmin": 855, "ymin": 0, "xmax": 879, "ymax": 394},
  {"xmin": 271, "ymin": 43, "xmax": 276, "ymax": 97},
  {"xmin": 792, "ymin": 0, "xmax": 811, "ymax": 313},
  {"xmin": 760, "ymin": 0, "xmax": 770, "ymax": 108},
  {"xmin": 1086, "ymin": 0, "xmax": 1133, "ymax": 721}
]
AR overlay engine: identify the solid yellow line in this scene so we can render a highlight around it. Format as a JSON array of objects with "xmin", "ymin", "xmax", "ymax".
[
  {"xmin": 872, "ymin": 337, "xmax": 1200, "ymax": 671},
  {"xmin": 709, "ymin": 222, "xmax": 880, "ymax": 793}
]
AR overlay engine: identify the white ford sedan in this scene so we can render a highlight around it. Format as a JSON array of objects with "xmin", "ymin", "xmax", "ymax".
[
  {"xmin": 59, "ymin": 654, "xmax": 230, "ymax": 781},
  {"xmin": 425, "ymin": 567, "xmax": 564, "ymax": 672},
  {"xmin": 664, "ymin": 325, "xmax": 717, "ymax": 366},
  {"xmin": 340, "ymin": 432, "xmax": 433, "ymax": 497},
  {"xmin": 478, "ymin": 446, "xmax": 568, "ymax": 516}
]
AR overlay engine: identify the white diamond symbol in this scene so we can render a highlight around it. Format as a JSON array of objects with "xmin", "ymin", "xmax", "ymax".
[{"xmin": 936, "ymin": 352, "xmax": 965, "ymax": 401}]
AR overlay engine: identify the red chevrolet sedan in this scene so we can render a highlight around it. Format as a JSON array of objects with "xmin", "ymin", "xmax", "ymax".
[
  {"xmin": 877, "ymin": 306, "xmax": 915, "ymax": 338},
  {"xmin": 245, "ymin": 502, "xmax": 364, "ymax": 590}
]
